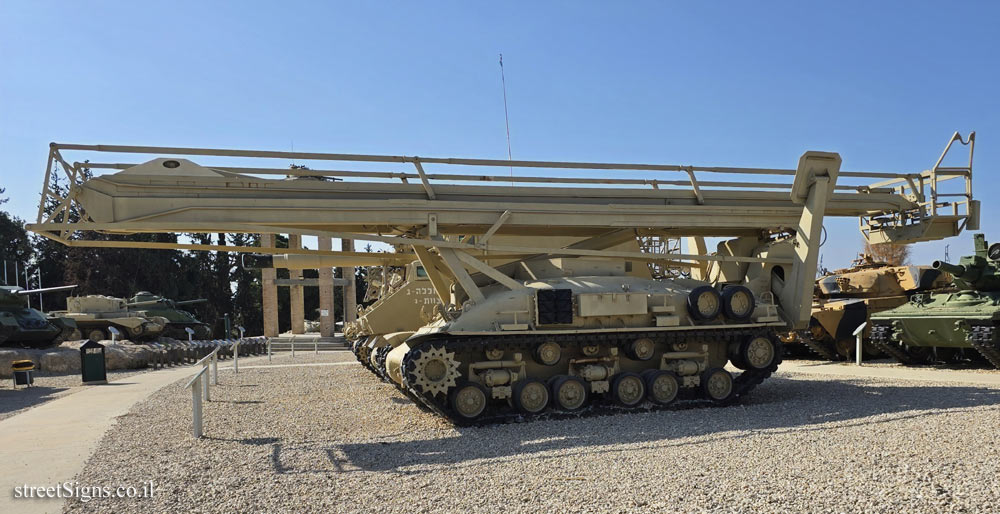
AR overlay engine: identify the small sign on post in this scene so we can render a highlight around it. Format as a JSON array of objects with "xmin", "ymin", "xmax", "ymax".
[{"xmin": 80, "ymin": 340, "xmax": 108, "ymax": 385}]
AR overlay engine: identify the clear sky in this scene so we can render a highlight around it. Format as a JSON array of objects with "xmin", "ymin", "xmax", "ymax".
[{"xmin": 1, "ymin": 1, "xmax": 997, "ymax": 267}]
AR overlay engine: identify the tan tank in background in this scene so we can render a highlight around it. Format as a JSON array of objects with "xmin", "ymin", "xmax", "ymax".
[
  {"xmin": 54, "ymin": 295, "xmax": 168, "ymax": 342},
  {"xmin": 783, "ymin": 254, "xmax": 953, "ymax": 360}
]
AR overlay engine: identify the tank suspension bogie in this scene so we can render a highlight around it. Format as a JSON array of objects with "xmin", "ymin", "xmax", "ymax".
[{"xmin": 399, "ymin": 327, "xmax": 784, "ymax": 424}]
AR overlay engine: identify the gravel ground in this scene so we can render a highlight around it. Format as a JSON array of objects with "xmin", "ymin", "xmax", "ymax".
[
  {"xmin": 65, "ymin": 353, "xmax": 1000, "ymax": 513},
  {"xmin": 0, "ymin": 368, "xmax": 154, "ymax": 422},
  {"xmin": 787, "ymin": 354, "xmax": 1000, "ymax": 374}
]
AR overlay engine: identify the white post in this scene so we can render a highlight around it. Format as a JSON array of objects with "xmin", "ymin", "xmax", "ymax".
[
  {"xmin": 211, "ymin": 351, "xmax": 218, "ymax": 385},
  {"xmin": 202, "ymin": 365, "xmax": 211, "ymax": 401},
  {"xmin": 192, "ymin": 377, "xmax": 203, "ymax": 438},
  {"xmin": 291, "ymin": 341, "xmax": 296, "ymax": 358},
  {"xmin": 853, "ymin": 322, "xmax": 867, "ymax": 366},
  {"xmin": 268, "ymin": 339, "xmax": 272, "ymax": 362},
  {"xmin": 315, "ymin": 339, "xmax": 318, "ymax": 355}
]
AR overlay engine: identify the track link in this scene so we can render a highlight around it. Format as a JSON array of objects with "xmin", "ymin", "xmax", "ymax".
[
  {"xmin": 801, "ymin": 335, "xmax": 840, "ymax": 361},
  {"xmin": 399, "ymin": 328, "xmax": 783, "ymax": 426},
  {"xmin": 968, "ymin": 322, "xmax": 1000, "ymax": 369},
  {"xmin": 868, "ymin": 323, "xmax": 916, "ymax": 364}
]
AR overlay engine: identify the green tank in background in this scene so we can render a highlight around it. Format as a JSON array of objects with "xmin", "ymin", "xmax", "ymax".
[
  {"xmin": 0, "ymin": 284, "xmax": 79, "ymax": 348},
  {"xmin": 784, "ymin": 254, "xmax": 952, "ymax": 360},
  {"xmin": 870, "ymin": 233, "xmax": 1000, "ymax": 367},
  {"xmin": 55, "ymin": 295, "xmax": 167, "ymax": 342},
  {"xmin": 126, "ymin": 292, "xmax": 213, "ymax": 340}
]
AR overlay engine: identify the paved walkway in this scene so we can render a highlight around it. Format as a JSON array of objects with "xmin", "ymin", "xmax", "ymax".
[
  {"xmin": 779, "ymin": 359, "xmax": 1000, "ymax": 386},
  {"xmin": 0, "ymin": 357, "xmax": 272, "ymax": 514}
]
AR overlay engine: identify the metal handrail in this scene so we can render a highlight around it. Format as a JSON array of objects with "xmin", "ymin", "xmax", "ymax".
[{"xmin": 185, "ymin": 345, "xmax": 221, "ymax": 438}]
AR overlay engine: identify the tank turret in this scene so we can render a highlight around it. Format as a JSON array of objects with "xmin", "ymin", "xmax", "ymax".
[{"xmin": 931, "ymin": 234, "xmax": 1000, "ymax": 291}]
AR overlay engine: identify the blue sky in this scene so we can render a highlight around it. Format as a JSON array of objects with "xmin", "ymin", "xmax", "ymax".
[{"xmin": 1, "ymin": 1, "xmax": 996, "ymax": 267}]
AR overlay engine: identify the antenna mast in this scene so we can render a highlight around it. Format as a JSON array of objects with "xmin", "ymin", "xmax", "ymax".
[{"xmin": 499, "ymin": 54, "xmax": 513, "ymax": 183}]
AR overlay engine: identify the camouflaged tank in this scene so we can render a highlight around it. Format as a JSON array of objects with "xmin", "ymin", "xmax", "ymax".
[
  {"xmin": 126, "ymin": 292, "xmax": 213, "ymax": 340},
  {"xmin": 786, "ymin": 254, "xmax": 952, "ymax": 360},
  {"xmin": 0, "ymin": 284, "xmax": 78, "ymax": 348},
  {"xmin": 870, "ymin": 233, "xmax": 1000, "ymax": 367},
  {"xmin": 56, "ymin": 295, "xmax": 167, "ymax": 342}
]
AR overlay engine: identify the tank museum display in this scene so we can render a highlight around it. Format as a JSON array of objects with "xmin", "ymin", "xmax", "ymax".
[
  {"xmin": 0, "ymin": 284, "xmax": 79, "ymax": 348},
  {"xmin": 125, "ymin": 292, "xmax": 213, "ymax": 340},
  {"xmin": 54, "ymin": 294, "xmax": 168, "ymax": 343},
  {"xmin": 783, "ymin": 254, "xmax": 954, "ymax": 360},
  {"xmin": 26, "ymin": 133, "xmax": 978, "ymax": 423},
  {"xmin": 870, "ymin": 233, "xmax": 1000, "ymax": 368}
]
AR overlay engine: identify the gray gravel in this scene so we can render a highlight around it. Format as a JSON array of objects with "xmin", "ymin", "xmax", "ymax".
[{"xmin": 65, "ymin": 354, "xmax": 1000, "ymax": 513}]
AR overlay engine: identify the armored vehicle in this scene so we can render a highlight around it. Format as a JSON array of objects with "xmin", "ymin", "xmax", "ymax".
[
  {"xmin": 870, "ymin": 233, "xmax": 1000, "ymax": 367},
  {"xmin": 0, "ymin": 284, "xmax": 79, "ymax": 348},
  {"xmin": 57, "ymin": 295, "xmax": 167, "ymax": 342},
  {"xmin": 26, "ymin": 133, "xmax": 976, "ymax": 423},
  {"xmin": 126, "ymin": 292, "xmax": 212, "ymax": 340},
  {"xmin": 789, "ymin": 254, "xmax": 952, "ymax": 360}
]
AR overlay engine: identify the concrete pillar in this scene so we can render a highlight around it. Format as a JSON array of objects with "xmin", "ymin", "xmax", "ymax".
[
  {"xmin": 317, "ymin": 237, "xmax": 335, "ymax": 337},
  {"xmin": 288, "ymin": 234, "xmax": 305, "ymax": 334},
  {"xmin": 342, "ymin": 238, "xmax": 357, "ymax": 324},
  {"xmin": 260, "ymin": 234, "xmax": 279, "ymax": 338}
]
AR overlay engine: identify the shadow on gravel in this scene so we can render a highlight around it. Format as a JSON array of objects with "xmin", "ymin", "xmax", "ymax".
[{"xmin": 326, "ymin": 377, "xmax": 1000, "ymax": 473}]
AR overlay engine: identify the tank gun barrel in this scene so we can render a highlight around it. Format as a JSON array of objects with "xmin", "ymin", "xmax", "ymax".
[
  {"xmin": 125, "ymin": 299, "xmax": 162, "ymax": 307},
  {"xmin": 14, "ymin": 284, "xmax": 78, "ymax": 295},
  {"xmin": 174, "ymin": 299, "xmax": 208, "ymax": 306},
  {"xmin": 932, "ymin": 260, "xmax": 966, "ymax": 277}
]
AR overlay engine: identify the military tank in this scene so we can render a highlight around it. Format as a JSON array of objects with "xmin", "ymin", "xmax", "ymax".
[
  {"xmin": 126, "ymin": 292, "xmax": 213, "ymax": 340},
  {"xmin": 870, "ymin": 233, "xmax": 1000, "ymax": 367},
  {"xmin": 0, "ymin": 284, "xmax": 79, "ymax": 348},
  {"xmin": 56, "ymin": 295, "xmax": 167, "ymax": 342},
  {"xmin": 787, "ymin": 254, "xmax": 952, "ymax": 360}
]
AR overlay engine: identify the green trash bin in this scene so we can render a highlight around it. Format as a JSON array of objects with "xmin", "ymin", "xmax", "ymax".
[{"xmin": 80, "ymin": 340, "xmax": 108, "ymax": 385}]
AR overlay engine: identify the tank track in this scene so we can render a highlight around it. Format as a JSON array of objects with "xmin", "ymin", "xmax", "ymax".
[
  {"xmin": 868, "ymin": 323, "xmax": 916, "ymax": 365},
  {"xmin": 399, "ymin": 328, "xmax": 782, "ymax": 426},
  {"xmin": 800, "ymin": 334, "xmax": 840, "ymax": 361},
  {"xmin": 968, "ymin": 322, "xmax": 1000, "ymax": 369}
]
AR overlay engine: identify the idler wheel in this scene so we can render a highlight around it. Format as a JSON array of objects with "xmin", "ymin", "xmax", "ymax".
[
  {"xmin": 642, "ymin": 369, "xmax": 679, "ymax": 405},
  {"xmin": 740, "ymin": 335, "xmax": 778, "ymax": 370},
  {"xmin": 687, "ymin": 286, "xmax": 722, "ymax": 321},
  {"xmin": 721, "ymin": 285, "xmax": 756, "ymax": 321},
  {"xmin": 534, "ymin": 341, "xmax": 562, "ymax": 366},
  {"xmin": 625, "ymin": 337, "xmax": 655, "ymax": 361},
  {"xmin": 550, "ymin": 375, "xmax": 588, "ymax": 411},
  {"xmin": 611, "ymin": 372, "xmax": 646, "ymax": 407},
  {"xmin": 512, "ymin": 379, "xmax": 550, "ymax": 414},
  {"xmin": 87, "ymin": 329, "xmax": 107, "ymax": 343},
  {"xmin": 449, "ymin": 381, "xmax": 489, "ymax": 420},
  {"xmin": 701, "ymin": 367, "xmax": 734, "ymax": 403}
]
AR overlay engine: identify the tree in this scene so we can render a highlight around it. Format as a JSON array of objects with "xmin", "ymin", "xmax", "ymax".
[
  {"xmin": 0, "ymin": 188, "xmax": 34, "ymax": 287},
  {"xmin": 863, "ymin": 240, "xmax": 911, "ymax": 265}
]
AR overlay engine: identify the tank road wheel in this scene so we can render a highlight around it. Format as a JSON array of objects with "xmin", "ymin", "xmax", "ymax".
[
  {"xmin": 611, "ymin": 372, "xmax": 646, "ymax": 407},
  {"xmin": 512, "ymin": 379, "xmax": 550, "ymax": 414},
  {"xmin": 701, "ymin": 368, "xmax": 734, "ymax": 403},
  {"xmin": 87, "ymin": 329, "xmax": 107, "ymax": 342},
  {"xmin": 550, "ymin": 375, "xmax": 588, "ymax": 412},
  {"xmin": 69, "ymin": 329, "xmax": 83, "ymax": 341},
  {"xmin": 409, "ymin": 345, "xmax": 462, "ymax": 397},
  {"xmin": 534, "ymin": 341, "xmax": 562, "ymax": 366},
  {"xmin": 721, "ymin": 285, "xmax": 756, "ymax": 321},
  {"xmin": 740, "ymin": 335, "xmax": 778, "ymax": 370},
  {"xmin": 625, "ymin": 337, "xmax": 656, "ymax": 361},
  {"xmin": 449, "ymin": 381, "xmax": 489, "ymax": 420},
  {"xmin": 687, "ymin": 286, "xmax": 722, "ymax": 322},
  {"xmin": 642, "ymin": 369, "xmax": 680, "ymax": 406},
  {"xmin": 834, "ymin": 339, "xmax": 855, "ymax": 360}
]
